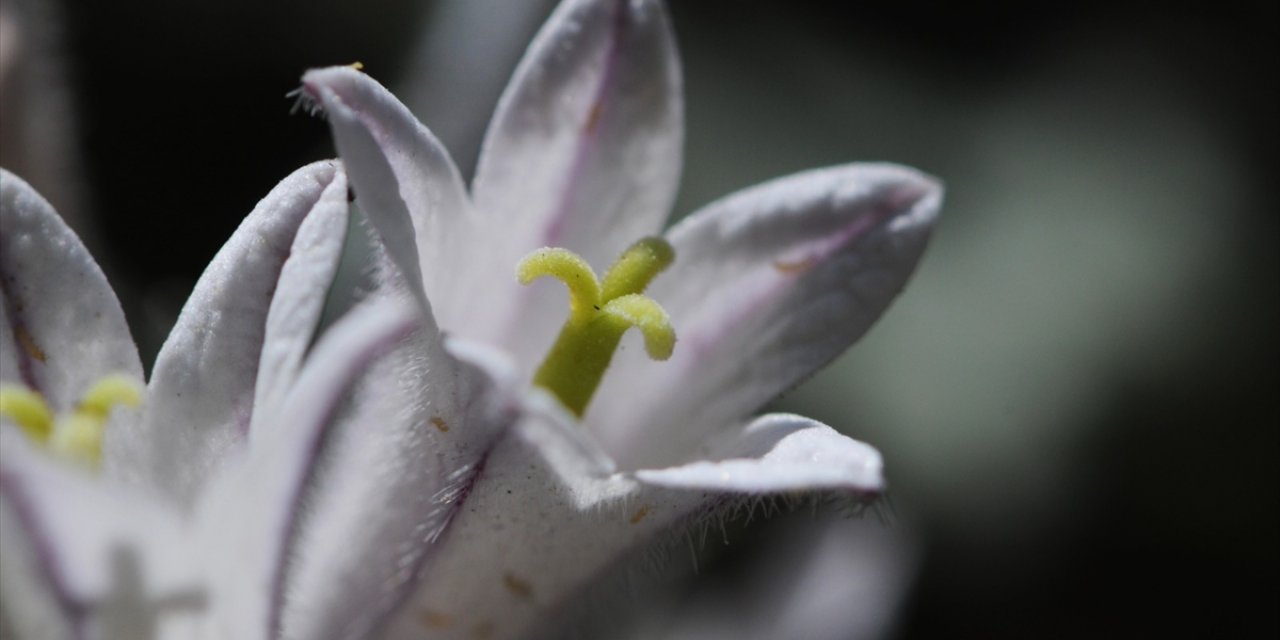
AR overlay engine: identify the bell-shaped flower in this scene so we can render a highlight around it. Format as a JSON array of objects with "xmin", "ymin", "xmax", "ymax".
[
  {"xmin": 294, "ymin": 0, "xmax": 942, "ymax": 637},
  {"xmin": 0, "ymin": 165, "xmax": 511, "ymax": 639}
]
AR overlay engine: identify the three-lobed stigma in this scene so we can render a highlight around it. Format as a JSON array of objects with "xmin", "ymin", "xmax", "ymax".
[
  {"xmin": 518, "ymin": 237, "xmax": 676, "ymax": 416},
  {"xmin": 0, "ymin": 374, "xmax": 141, "ymax": 468}
]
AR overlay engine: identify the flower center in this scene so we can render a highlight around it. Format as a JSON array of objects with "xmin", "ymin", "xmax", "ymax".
[
  {"xmin": 0, "ymin": 375, "xmax": 141, "ymax": 468},
  {"xmin": 517, "ymin": 237, "xmax": 676, "ymax": 416}
]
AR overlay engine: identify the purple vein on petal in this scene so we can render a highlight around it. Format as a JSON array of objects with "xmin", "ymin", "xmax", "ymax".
[
  {"xmin": 0, "ymin": 468, "xmax": 88, "ymax": 640},
  {"xmin": 0, "ymin": 277, "xmax": 43, "ymax": 395},
  {"xmin": 681, "ymin": 192, "xmax": 917, "ymax": 365},
  {"xmin": 538, "ymin": 0, "xmax": 627, "ymax": 248},
  {"xmin": 367, "ymin": 448, "xmax": 494, "ymax": 639},
  {"xmin": 263, "ymin": 304, "xmax": 420, "ymax": 640}
]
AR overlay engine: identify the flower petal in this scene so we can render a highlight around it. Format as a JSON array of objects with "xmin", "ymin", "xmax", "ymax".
[
  {"xmin": 108, "ymin": 161, "xmax": 346, "ymax": 503},
  {"xmin": 0, "ymin": 169, "xmax": 142, "ymax": 411},
  {"xmin": 589, "ymin": 163, "xmax": 941, "ymax": 468},
  {"xmin": 469, "ymin": 0, "xmax": 684, "ymax": 367},
  {"xmin": 250, "ymin": 168, "xmax": 351, "ymax": 437},
  {"xmin": 193, "ymin": 296, "xmax": 420, "ymax": 640},
  {"xmin": 377, "ymin": 406, "xmax": 880, "ymax": 639},
  {"xmin": 375, "ymin": 402, "xmax": 641, "ymax": 640},
  {"xmin": 633, "ymin": 413, "xmax": 883, "ymax": 493},
  {"xmin": 276, "ymin": 332, "xmax": 517, "ymax": 640},
  {"xmin": 0, "ymin": 429, "xmax": 203, "ymax": 639},
  {"xmin": 300, "ymin": 66, "xmax": 470, "ymax": 324}
]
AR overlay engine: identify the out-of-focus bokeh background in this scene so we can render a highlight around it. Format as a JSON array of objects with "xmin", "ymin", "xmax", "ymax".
[{"xmin": 2, "ymin": 0, "xmax": 1275, "ymax": 637}]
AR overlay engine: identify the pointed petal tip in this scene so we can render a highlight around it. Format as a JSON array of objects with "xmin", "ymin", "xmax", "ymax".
[
  {"xmin": 0, "ymin": 169, "xmax": 143, "ymax": 410},
  {"xmin": 803, "ymin": 161, "xmax": 943, "ymax": 284},
  {"xmin": 120, "ymin": 159, "xmax": 348, "ymax": 500},
  {"xmin": 300, "ymin": 65, "xmax": 364, "ymax": 96},
  {"xmin": 846, "ymin": 161, "xmax": 944, "ymax": 232},
  {"xmin": 298, "ymin": 66, "xmax": 359, "ymax": 118},
  {"xmin": 889, "ymin": 164, "xmax": 943, "ymax": 231},
  {"xmin": 298, "ymin": 66, "xmax": 395, "ymax": 129},
  {"xmin": 468, "ymin": 0, "xmax": 683, "ymax": 365}
]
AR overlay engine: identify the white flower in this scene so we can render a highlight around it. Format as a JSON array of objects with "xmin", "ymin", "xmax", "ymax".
[
  {"xmin": 291, "ymin": 0, "xmax": 943, "ymax": 637},
  {"xmin": 0, "ymin": 164, "xmax": 461, "ymax": 639},
  {"xmin": 0, "ymin": 0, "xmax": 941, "ymax": 637}
]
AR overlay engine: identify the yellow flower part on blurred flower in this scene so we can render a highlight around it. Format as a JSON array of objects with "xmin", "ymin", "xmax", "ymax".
[{"xmin": 0, "ymin": 374, "xmax": 141, "ymax": 468}]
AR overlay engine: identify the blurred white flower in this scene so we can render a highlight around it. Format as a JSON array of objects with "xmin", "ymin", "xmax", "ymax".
[{"xmin": 0, "ymin": 165, "xmax": 457, "ymax": 639}]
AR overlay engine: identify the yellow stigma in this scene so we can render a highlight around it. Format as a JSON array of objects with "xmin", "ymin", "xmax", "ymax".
[
  {"xmin": 518, "ymin": 237, "xmax": 676, "ymax": 416},
  {"xmin": 0, "ymin": 374, "xmax": 141, "ymax": 468}
]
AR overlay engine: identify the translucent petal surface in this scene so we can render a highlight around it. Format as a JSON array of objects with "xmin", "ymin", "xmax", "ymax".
[
  {"xmin": 277, "ymin": 328, "xmax": 517, "ymax": 640},
  {"xmin": 590, "ymin": 163, "xmax": 941, "ymax": 468},
  {"xmin": 194, "ymin": 296, "xmax": 420, "ymax": 640},
  {"xmin": 300, "ymin": 67, "xmax": 468, "ymax": 322},
  {"xmin": 113, "ymin": 161, "xmax": 345, "ymax": 504},
  {"xmin": 379, "ymin": 402, "xmax": 879, "ymax": 640},
  {"xmin": 469, "ymin": 0, "xmax": 683, "ymax": 369},
  {"xmin": 251, "ymin": 167, "xmax": 351, "ymax": 437},
  {"xmin": 299, "ymin": 67, "xmax": 471, "ymax": 330},
  {"xmin": 0, "ymin": 430, "xmax": 201, "ymax": 640},
  {"xmin": 0, "ymin": 169, "xmax": 142, "ymax": 412}
]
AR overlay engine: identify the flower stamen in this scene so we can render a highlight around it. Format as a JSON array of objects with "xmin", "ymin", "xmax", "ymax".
[
  {"xmin": 0, "ymin": 386, "xmax": 53, "ymax": 442},
  {"xmin": 517, "ymin": 238, "xmax": 677, "ymax": 416},
  {"xmin": 0, "ymin": 374, "xmax": 141, "ymax": 467}
]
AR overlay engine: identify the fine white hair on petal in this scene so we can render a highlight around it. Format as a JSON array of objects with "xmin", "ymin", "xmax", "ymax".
[
  {"xmin": 194, "ymin": 295, "xmax": 421, "ymax": 640},
  {"xmin": 277, "ymin": 310, "xmax": 517, "ymax": 640},
  {"xmin": 376, "ymin": 407, "xmax": 885, "ymax": 639},
  {"xmin": 285, "ymin": 86, "xmax": 324, "ymax": 118}
]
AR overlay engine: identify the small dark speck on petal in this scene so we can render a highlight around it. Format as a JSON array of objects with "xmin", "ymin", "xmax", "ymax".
[
  {"xmin": 630, "ymin": 505, "xmax": 651, "ymax": 524},
  {"xmin": 773, "ymin": 256, "xmax": 818, "ymax": 274},
  {"xmin": 417, "ymin": 610, "xmax": 451, "ymax": 629},
  {"xmin": 503, "ymin": 573, "xmax": 534, "ymax": 600},
  {"xmin": 584, "ymin": 101, "xmax": 604, "ymax": 135}
]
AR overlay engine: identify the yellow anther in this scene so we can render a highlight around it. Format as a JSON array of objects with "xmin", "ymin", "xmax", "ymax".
[
  {"xmin": 0, "ymin": 385, "xmax": 54, "ymax": 442},
  {"xmin": 519, "ymin": 237, "xmax": 677, "ymax": 416},
  {"xmin": 78, "ymin": 374, "xmax": 143, "ymax": 419},
  {"xmin": 0, "ymin": 375, "xmax": 141, "ymax": 469}
]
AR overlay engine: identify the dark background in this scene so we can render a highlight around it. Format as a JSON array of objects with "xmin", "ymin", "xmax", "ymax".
[{"xmin": 2, "ymin": 0, "xmax": 1275, "ymax": 637}]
